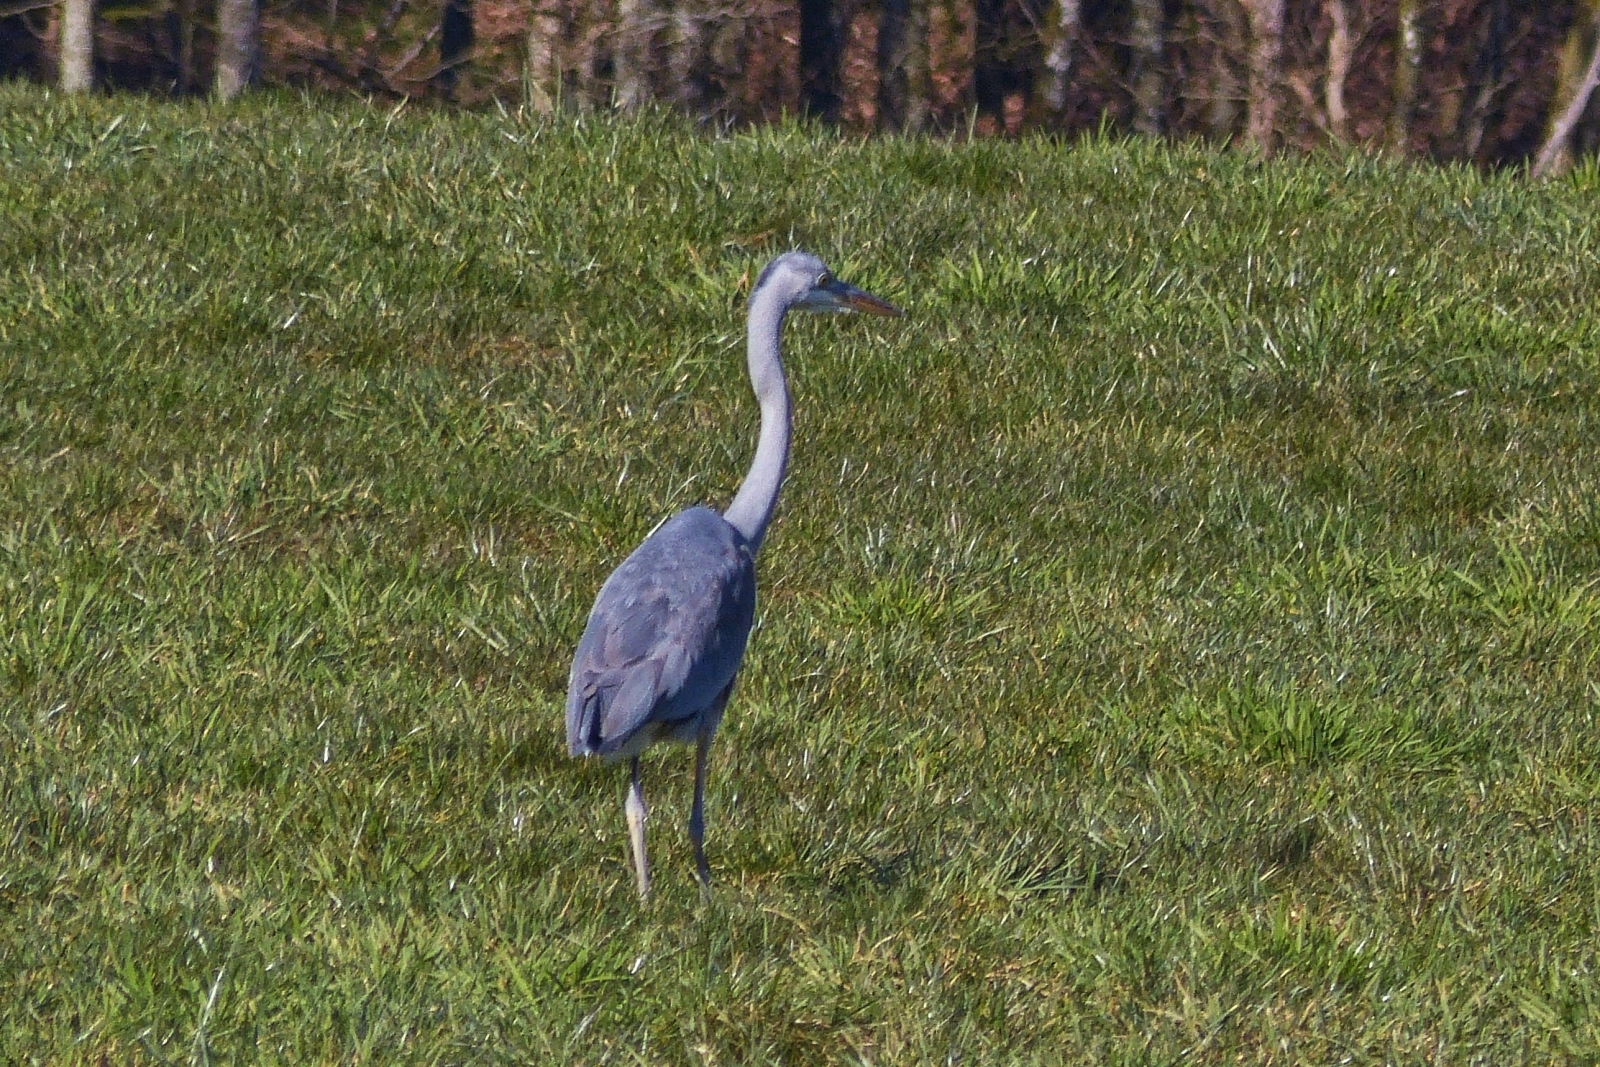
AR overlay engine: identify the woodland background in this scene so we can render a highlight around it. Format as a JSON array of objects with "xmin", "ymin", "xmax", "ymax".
[{"xmin": 4, "ymin": 1, "xmax": 1600, "ymax": 170}]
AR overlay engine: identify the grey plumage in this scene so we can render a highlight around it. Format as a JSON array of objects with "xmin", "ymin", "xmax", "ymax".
[
  {"xmin": 565, "ymin": 251, "xmax": 902, "ymax": 898},
  {"xmin": 567, "ymin": 507, "xmax": 755, "ymax": 761}
]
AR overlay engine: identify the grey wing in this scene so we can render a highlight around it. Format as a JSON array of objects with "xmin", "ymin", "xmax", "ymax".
[{"xmin": 566, "ymin": 513, "xmax": 756, "ymax": 758}]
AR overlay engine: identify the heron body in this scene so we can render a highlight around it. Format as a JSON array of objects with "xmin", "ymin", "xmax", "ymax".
[
  {"xmin": 567, "ymin": 507, "xmax": 755, "ymax": 762},
  {"xmin": 565, "ymin": 251, "xmax": 901, "ymax": 898}
]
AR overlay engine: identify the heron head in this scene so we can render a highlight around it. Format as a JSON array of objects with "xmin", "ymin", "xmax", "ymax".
[{"xmin": 752, "ymin": 251, "xmax": 903, "ymax": 317}]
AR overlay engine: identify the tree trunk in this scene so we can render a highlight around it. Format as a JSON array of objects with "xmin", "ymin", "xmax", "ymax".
[
  {"xmin": 1534, "ymin": 0, "xmax": 1600, "ymax": 178},
  {"xmin": 924, "ymin": 0, "xmax": 973, "ymax": 123},
  {"xmin": 665, "ymin": 3, "xmax": 707, "ymax": 116},
  {"xmin": 358, "ymin": 0, "xmax": 408, "ymax": 92},
  {"xmin": 613, "ymin": 0, "xmax": 652, "ymax": 108},
  {"xmin": 1461, "ymin": 0, "xmax": 1508, "ymax": 163},
  {"xmin": 170, "ymin": 0, "xmax": 197, "ymax": 94},
  {"xmin": 708, "ymin": 7, "xmax": 744, "ymax": 115},
  {"xmin": 215, "ymin": 0, "xmax": 258, "ymax": 99},
  {"xmin": 878, "ymin": 0, "xmax": 930, "ymax": 131},
  {"xmin": 902, "ymin": 0, "xmax": 929, "ymax": 130},
  {"xmin": 877, "ymin": 0, "xmax": 909, "ymax": 130},
  {"xmin": 1242, "ymin": 0, "xmax": 1284, "ymax": 151},
  {"xmin": 436, "ymin": 0, "xmax": 474, "ymax": 99},
  {"xmin": 1130, "ymin": 0, "xmax": 1165, "ymax": 137},
  {"xmin": 1325, "ymin": 0, "xmax": 1355, "ymax": 142},
  {"xmin": 1036, "ymin": 0, "xmax": 1080, "ymax": 119},
  {"xmin": 1388, "ymin": 0, "xmax": 1422, "ymax": 153},
  {"xmin": 799, "ymin": 0, "xmax": 844, "ymax": 121},
  {"xmin": 1207, "ymin": 0, "xmax": 1247, "ymax": 142},
  {"xmin": 570, "ymin": 0, "xmax": 607, "ymax": 108},
  {"xmin": 526, "ymin": 0, "xmax": 565, "ymax": 111},
  {"xmin": 322, "ymin": 0, "xmax": 338, "ymax": 55},
  {"xmin": 59, "ymin": 0, "xmax": 94, "ymax": 93},
  {"xmin": 972, "ymin": 0, "xmax": 1006, "ymax": 124}
]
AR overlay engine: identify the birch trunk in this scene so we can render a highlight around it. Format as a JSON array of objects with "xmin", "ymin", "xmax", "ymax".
[
  {"xmin": 526, "ymin": 0, "xmax": 565, "ymax": 111},
  {"xmin": 1325, "ymin": 0, "xmax": 1355, "ymax": 142},
  {"xmin": 1243, "ymin": 0, "xmax": 1284, "ymax": 151},
  {"xmin": 1388, "ymin": 0, "xmax": 1421, "ymax": 152},
  {"xmin": 59, "ymin": 0, "xmax": 93, "ymax": 93},
  {"xmin": 215, "ymin": 0, "xmax": 258, "ymax": 99},
  {"xmin": 1036, "ymin": 0, "xmax": 1080, "ymax": 118}
]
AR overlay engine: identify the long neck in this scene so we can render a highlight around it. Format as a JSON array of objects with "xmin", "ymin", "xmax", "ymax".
[{"xmin": 722, "ymin": 286, "xmax": 792, "ymax": 554}]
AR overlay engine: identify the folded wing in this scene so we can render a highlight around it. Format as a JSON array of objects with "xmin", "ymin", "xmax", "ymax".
[{"xmin": 566, "ymin": 507, "xmax": 757, "ymax": 759}]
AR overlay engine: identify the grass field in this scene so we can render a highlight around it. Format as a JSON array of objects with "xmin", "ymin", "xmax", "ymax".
[{"xmin": 4, "ymin": 83, "xmax": 1600, "ymax": 1063}]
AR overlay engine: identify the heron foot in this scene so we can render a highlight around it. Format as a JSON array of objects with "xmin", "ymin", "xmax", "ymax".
[{"xmin": 691, "ymin": 823, "xmax": 711, "ymax": 897}]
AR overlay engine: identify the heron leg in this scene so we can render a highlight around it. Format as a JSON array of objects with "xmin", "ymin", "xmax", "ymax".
[
  {"xmin": 625, "ymin": 756, "xmax": 650, "ymax": 899},
  {"xmin": 690, "ymin": 730, "xmax": 713, "ymax": 893}
]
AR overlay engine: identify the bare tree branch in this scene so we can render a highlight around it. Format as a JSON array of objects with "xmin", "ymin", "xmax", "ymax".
[
  {"xmin": 1461, "ymin": 0, "xmax": 1508, "ymax": 163},
  {"xmin": 1534, "ymin": 2, "xmax": 1600, "ymax": 178},
  {"xmin": 1, "ymin": 0, "xmax": 55, "ymax": 18}
]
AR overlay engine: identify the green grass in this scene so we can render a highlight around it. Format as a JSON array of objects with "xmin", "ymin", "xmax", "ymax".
[{"xmin": 4, "ymin": 83, "xmax": 1600, "ymax": 1063}]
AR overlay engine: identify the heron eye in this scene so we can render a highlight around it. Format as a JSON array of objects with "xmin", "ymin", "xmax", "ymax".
[{"xmin": 816, "ymin": 272, "xmax": 832, "ymax": 288}]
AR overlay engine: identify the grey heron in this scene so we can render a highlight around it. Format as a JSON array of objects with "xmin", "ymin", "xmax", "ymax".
[{"xmin": 566, "ymin": 251, "xmax": 902, "ymax": 898}]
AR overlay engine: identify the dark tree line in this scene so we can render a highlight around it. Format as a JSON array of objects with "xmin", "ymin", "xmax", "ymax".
[{"xmin": 4, "ymin": 0, "xmax": 1600, "ymax": 169}]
